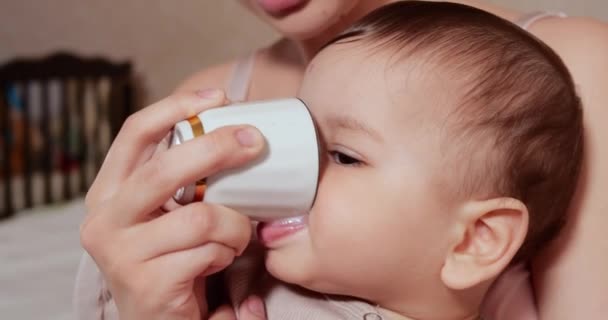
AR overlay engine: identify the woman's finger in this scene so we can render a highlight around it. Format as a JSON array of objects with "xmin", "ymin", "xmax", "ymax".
[
  {"xmin": 127, "ymin": 202, "xmax": 252, "ymax": 260},
  {"xmin": 237, "ymin": 296, "xmax": 267, "ymax": 320},
  {"xmin": 208, "ymin": 305, "xmax": 237, "ymax": 320},
  {"xmin": 149, "ymin": 242, "xmax": 236, "ymax": 286},
  {"xmin": 109, "ymin": 124, "xmax": 265, "ymax": 226},
  {"xmin": 87, "ymin": 89, "xmax": 227, "ymax": 205},
  {"xmin": 157, "ymin": 97, "xmax": 232, "ymax": 213},
  {"xmin": 208, "ymin": 296, "xmax": 267, "ymax": 320}
]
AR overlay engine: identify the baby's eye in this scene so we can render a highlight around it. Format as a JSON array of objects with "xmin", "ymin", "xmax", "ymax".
[{"xmin": 329, "ymin": 151, "xmax": 362, "ymax": 166}]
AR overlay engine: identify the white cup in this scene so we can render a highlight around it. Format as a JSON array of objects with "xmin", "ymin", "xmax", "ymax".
[{"xmin": 170, "ymin": 98, "xmax": 319, "ymax": 221}]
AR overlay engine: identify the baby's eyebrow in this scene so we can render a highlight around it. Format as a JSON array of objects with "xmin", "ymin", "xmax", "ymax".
[{"xmin": 326, "ymin": 114, "xmax": 384, "ymax": 143}]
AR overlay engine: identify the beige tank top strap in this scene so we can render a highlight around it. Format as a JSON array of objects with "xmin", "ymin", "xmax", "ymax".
[
  {"xmin": 514, "ymin": 11, "xmax": 567, "ymax": 30},
  {"xmin": 226, "ymin": 51, "xmax": 257, "ymax": 102}
]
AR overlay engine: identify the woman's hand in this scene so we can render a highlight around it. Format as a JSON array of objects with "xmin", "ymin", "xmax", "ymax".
[{"xmin": 80, "ymin": 89, "xmax": 265, "ymax": 320}]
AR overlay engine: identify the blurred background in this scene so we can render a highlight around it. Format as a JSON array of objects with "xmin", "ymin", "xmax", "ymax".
[
  {"xmin": 3, "ymin": 1, "xmax": 608, "ymax": 105},
  {"xmin": 0, "ymin": 1, "xmax": 606, "ymax": 319},
  {"xmin": 2, "ymin": 1, "xmax": 277, "ymax": 104}
]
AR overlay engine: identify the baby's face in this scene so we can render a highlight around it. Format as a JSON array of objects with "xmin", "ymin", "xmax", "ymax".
[{"xmin": 261, "ymin": 43, "xmax": 464, "ymax": 301}]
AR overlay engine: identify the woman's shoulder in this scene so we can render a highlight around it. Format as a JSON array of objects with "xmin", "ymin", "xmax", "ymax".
[
  {"xmin": 173, "ymin": 60, "xmax": 239, "ymax": 94},
  {"xmin": 531, "ymin": 15, "xmax": 608, "ymax": 114},
  {"xmin": 541, "ymin": 15, "xmax": 608, "ymax": 40},
  {"xmin": 532, "ymin": 16, "xmax": 608, "ymax": 82},
  {"xmin": 173, "ymin": 41, "xmax": 283, "ymax": 95},
  {"xmin": 529, "ymin": 15, "xmax": 608, "ymax": 319}
]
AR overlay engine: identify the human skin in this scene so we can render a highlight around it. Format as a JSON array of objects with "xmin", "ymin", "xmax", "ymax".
[
  {"xmin": 177, "ymin": 2, "xmax": 608, "ymax": 318},
  {"xmin": 80, "ymin": 1, "xmax": 606, "ymax": 319}
]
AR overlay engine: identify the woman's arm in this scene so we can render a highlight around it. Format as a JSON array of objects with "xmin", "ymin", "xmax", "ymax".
[{"xmin": 531, "ymin": 17, "xmax": 608, "ymax": 320}]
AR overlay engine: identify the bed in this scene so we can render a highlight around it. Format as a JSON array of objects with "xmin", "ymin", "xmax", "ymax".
[{"xmin": 0, "ymin": 198, "xmax": 86, "ymax": 319}]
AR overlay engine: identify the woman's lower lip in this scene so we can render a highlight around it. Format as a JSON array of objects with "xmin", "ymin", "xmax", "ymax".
[
  {"xmin": 257, "ymin": 216, "xmax": 307, "ymax": 246},
  {"xmin": 256, "ymin": 0, "xmax": 308, "ymax": 16}
]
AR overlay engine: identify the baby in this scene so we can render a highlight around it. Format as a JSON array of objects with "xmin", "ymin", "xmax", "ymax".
[
  {"xmin": 78, "ymin": 2, "xmax": 583, "ymax": 319},
  {"xmin": 225, "ymin": 2, "xmax": 583, "ymax": 319}
]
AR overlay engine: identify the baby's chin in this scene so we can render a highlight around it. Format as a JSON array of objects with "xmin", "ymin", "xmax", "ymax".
[
  {"xmin": 264, "ymin": 248, "xmax": 362, "ymax": 298},
  {"xmin": 264, "ymin": 241, "xmax": 312, "ymax": 282}
]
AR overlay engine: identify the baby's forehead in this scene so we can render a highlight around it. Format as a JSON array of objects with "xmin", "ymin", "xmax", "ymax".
[
  {"xmin": 305, "ymin": 46, "xmax": 466, "ymax": 145},
  {"xmin": 312, "ymin": 43, "xmax": 465, "ymax": 118}
]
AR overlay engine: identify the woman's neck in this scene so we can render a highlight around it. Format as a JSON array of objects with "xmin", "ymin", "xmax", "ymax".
[{"xmin": 287, "ymin": 0, "xmax": 389, "ymax": 63}]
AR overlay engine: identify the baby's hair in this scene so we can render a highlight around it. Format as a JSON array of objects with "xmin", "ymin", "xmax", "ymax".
[{"xmin": 323, "ymin": 1, "xmax": 583, "ymax": 263}]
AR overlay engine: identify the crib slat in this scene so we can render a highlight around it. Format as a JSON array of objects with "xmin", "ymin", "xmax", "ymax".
[
  {"xmin": 108, "ymin": 80, "xmax": 121, "ymax": 141},
  {"xmin": 40, "ymin": 82, "xmax": 53, "ymax": 204},
  {"xmin": 94, "ymin": 78, "xmax": 104, "ymax": 173},
  {"xmin": 22, "ymin": 83, "xmax": 33, "ymax": 209},
  {"xmin": 61, "ymin": 80, "xmax": 71, "ymax": 200},
  {"xmin": 123, "ymin": 79, "xmax": 133, "ymax": 132},
  {"xmin": 1, "ymin": 85, "xmax": 14, "ymax": 218},
  {"xmin": 76, "ymin": 79, "xmax": 88, "ymax": 192},
  {"xmin": 0, "ymin": 52, "xmax": 133, "ymax": 217}
]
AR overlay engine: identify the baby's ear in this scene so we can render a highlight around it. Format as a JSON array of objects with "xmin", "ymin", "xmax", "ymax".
[{"xmin": 440, "ymin": 198, "xmax": 528, "ymax": 290}]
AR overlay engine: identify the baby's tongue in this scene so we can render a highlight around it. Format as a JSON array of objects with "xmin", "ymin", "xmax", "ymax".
[
  {"xmin": 256, "ymin": 0, "xmax": 307, "ymax": 15},
  {"xmin": 257, "ymin": 215, "xmax": 307, "ymax": 245}
]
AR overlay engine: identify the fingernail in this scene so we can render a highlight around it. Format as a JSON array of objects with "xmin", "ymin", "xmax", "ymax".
[
  {"xmin": 246, "ymin": 296, "xmax": 265, "ymax": 317},
  {"xmin": 195, "ymin": 88, "xmax": 222, "ymax": 99},
  {"xmin": 235, "ymin": 127, "xmax": 262, "ymax": 148}
]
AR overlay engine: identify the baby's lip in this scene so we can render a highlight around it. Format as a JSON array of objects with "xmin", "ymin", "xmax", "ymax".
[
  {"xmin": 264, "ymin": 215, "xmax": 307, "ymax": 227},
  {"xmin": 256, "ymin": 215, "xmax": 308, "ymax": 246}
]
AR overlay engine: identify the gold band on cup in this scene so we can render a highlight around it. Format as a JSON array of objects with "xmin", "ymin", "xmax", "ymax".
[
  {"xmin": 188, "ymin": 116, "xmax": 207, "ymax": 201},
  {"xmin": 188, "ymin": 116, "xmax": 205, "ymax": 137}
]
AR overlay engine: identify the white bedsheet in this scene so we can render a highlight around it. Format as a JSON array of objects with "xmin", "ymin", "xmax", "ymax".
[{"xmin": 0, "ymin": 198, "xmax": 86, "ymax": 320}]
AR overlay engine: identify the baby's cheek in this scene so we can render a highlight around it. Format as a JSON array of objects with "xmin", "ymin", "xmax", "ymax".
[
  {"xmin": 311, "ymin": 201, "xmax": 382, "ymax": 256},
  {"xmin": 307, "ymin": 203, "xmax": 358, "ymax": 248}
]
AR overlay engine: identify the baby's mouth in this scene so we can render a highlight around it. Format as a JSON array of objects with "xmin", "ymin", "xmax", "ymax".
[{"xmin": 256, "ymin": 215, "xmax": 308, "ymax": 246}]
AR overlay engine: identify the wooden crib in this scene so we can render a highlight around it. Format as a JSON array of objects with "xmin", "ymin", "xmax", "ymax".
[{"xmin": 0, "ymin": 52, "xmax": 134, "ymax": 219}]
